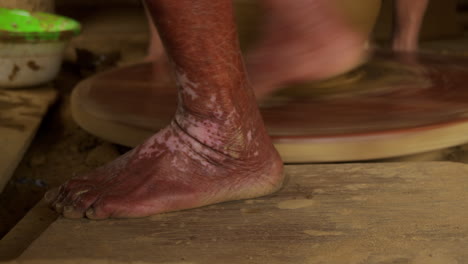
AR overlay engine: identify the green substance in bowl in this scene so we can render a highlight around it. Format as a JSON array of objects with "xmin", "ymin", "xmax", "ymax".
[{"xmin": 0, "ymin": 8, "xmax": 80, "ymax": 42}]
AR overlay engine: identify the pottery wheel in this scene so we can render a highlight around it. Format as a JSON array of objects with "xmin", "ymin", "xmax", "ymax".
[{"xmin": 71, "ymin": 51, "xmax": 468, "ymax": 162}]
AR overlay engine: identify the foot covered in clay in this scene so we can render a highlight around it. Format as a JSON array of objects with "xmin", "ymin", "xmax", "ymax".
[
  {"xmin": 45, "ymin": 110, "xmax": 284, "ymax": 219},
  {"xmin": 247, "ymin": 0, "xmax": 368, "ymax": 98},
  {"xmin": 45, "ymin": 0, "xmax": 285, "ymax": 219}
]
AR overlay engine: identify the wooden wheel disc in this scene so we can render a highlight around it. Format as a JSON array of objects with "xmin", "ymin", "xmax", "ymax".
[{"xmin": 71, "ymin": 51, "xmax": 468, "ymax": 162}]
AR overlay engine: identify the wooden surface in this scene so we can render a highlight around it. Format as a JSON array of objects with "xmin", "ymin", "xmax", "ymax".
[
  {"xmin": 10, "ymin": 162, "xmax": 468, "ymax": 264},
  {"xmin": 0, "ymin": 199, "xmax": 58, "ymax": 262},
  {"xmin": 71, "ymin": 51, "xmax": 468, "ymax": 162},
  {"xmin": 0, "ymin": 86, "xmax": 57, "ymax": 193}
]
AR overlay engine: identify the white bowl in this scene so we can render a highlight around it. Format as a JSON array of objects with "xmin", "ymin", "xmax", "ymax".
[
  {"xmin": 0, "ymin": 8, "xmax": 80, "ymax": 89},
  {"xmin": 0, "ymin": 41, "xmax": 66, "ymax": 88}
]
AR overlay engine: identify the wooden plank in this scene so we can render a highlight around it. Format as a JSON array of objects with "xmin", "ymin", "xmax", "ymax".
[
  {"xmin": 0, "ymin": 86, "xmax": 57, "ymax": 192},
  {"xmin": 0, "ymin": 199, "xmax": 58, "ymax": 262},
  {"xmin": 11, "ymin": 162, "xmax": 468, "ymax": 264}
]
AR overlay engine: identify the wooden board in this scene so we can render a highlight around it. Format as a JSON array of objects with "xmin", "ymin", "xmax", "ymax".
[
  {"xmin": 0, "ymin": 199, "xmax": 58, "ymax": 262},
  {"xmin": 71, "ymin": 50, "xmax": 468, "ymax": 162},
  {"xmin": 0, "ymin": 86, "xmax": 57, "ymax": 193},
  {"xmin": 10, "ymin": 162, "xmax": 468, "ymax": 264}
]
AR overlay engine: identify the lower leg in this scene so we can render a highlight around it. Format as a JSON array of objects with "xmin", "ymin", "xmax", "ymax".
[
  {"xmin": 248, "ymin": 0, "xmax": 368, "ymax": 98},
  {"xmin": 45, "ymin": 0, "xmax": 284, "ymax": 219},
  {"xmin": 392, "ymin": 0, "xmax": 429, "ymax": 52}
]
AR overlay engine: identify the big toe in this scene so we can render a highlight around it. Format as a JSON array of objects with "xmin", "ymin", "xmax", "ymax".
[
  {"xmin": 62, "ymin": 190, "xmax": 101, "ymax": 219},
  {"xmin": 85, "ymin": 201, "xmax": 114, "ymax": 220}
]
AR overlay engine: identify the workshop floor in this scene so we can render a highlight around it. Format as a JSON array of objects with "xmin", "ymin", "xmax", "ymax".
[
  {"xmin": 2, "ymin": 2, "xmax": 468, "ymax": 242},
  {"xmin": 11, "ymin": 162, "xmax": 468, "ymax": 264}
]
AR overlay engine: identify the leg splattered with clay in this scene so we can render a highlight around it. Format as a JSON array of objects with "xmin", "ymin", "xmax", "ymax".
[{"xmin": 45, "ymin": 0, "xmax": 284, "ymax": 219}]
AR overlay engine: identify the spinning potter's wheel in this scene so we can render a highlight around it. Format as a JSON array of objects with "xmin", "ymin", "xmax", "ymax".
[{"xmin": 71, "ymin": 51, "xmax": 468, "ymax": 162}]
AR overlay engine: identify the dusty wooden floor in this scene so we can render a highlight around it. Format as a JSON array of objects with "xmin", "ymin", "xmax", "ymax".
[
  {"xmin": 7, "ymin": 162, "xmax": 468, "ymax": 264},
  {"xmin": 0, "ymin": 87, "xmax": 57, "ymax": 193}
]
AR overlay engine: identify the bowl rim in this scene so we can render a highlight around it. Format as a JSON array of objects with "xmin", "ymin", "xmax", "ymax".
[{"xmin": 0, "ymin": 8, "xmax": 81, "ymax": 43}]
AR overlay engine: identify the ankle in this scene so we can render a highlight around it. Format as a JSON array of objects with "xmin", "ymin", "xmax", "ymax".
[{"xmin": 172, "ymin": 110, "xmax": 271, "ymax": 158}]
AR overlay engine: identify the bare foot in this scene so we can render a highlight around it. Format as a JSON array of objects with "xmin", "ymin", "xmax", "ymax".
[
  {"xmin": 247, "ymin": 0, "xmax": 368, "ymax": 98},
  {"xmin": 45, "ymin": 117, "xmax": 283, "ymax": 219},
  {"xmin": 45, "ymin": 0, "xmax": 284, "ymax": 219}
]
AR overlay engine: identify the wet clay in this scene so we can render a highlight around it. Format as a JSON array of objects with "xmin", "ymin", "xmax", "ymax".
[{"xmin": 71, "ymin": 50, "xmax": 468, "ymax": 161}]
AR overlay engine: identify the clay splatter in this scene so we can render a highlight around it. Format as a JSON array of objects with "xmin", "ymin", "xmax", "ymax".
[
  {"xmin": 277, "ymin": 199, "xmax": 318, "ymax": 209},
  {"xmin": 8, "ymin": 65, "xmax": 20, "ymax": 81},
  {"xmin": 27, "ymin": 61, "xmax": 41, "ymax": 71}
]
